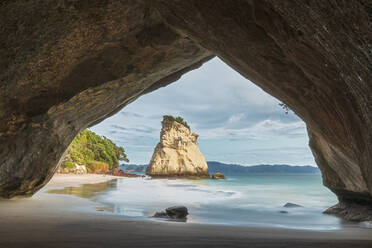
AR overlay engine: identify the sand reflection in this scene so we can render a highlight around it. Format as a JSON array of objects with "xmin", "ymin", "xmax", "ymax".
[{"xmin": 47, "ymin": 179, "xmax": 117, "ymax": 198}]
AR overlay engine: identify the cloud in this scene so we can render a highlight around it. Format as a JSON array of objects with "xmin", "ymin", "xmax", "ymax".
[
  {"xmin": 110, "ymin": 124, "xmax": 156, "ymax": 134},
  {"xmin": 227, "ymin": 113, "xmax": 245, "ymax": 124},
  {"xmin": 91, "ymin": 58, "xmax": 315, "ymax": 165},
  {"xmin": 120, "ymin": 112, "xmax": 144, "ymax": 118}
]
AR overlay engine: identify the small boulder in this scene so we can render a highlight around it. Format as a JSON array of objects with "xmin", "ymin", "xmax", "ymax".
[
  {"xmin": 279, "ymin": 210, "xmax": 288, "ymax": 214},
  {"xmin": 283, "ymin": 202, "xmax": 303, "ymax": 208},
  {"xmin": 153, "ymin": 206, "xmax": 189, "ymax": 220},
  {"xmin": 165, "ymin": 206, "xmax": 188, "ymax": 219},
  {"xmin": 211, "ymin": 172, "xmax": 225, "ymax": 179},
  {"xmin": 153, "ymin": 211, "xmax": 168, "ymax": 218}
]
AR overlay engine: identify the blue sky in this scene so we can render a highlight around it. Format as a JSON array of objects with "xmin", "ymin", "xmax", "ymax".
[{"xmin": 91, "ymin": 58, "xmax": 316, "ymax": 166}]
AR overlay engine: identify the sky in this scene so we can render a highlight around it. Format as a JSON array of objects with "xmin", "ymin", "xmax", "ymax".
[{"xmin": 91, "ymin": 58, "xmax": 316, "ymax": 166}]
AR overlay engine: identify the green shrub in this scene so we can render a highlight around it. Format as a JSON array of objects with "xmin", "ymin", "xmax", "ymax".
[
  {"xmin": 163, "ymin": 115, "xmax": 190, "ymax": 129},
  {"xmin": 86, "ymin": 161, "xmax": 109, "ymax": 173},
  {"xmin": 61, "ymin": 161, "xmax": 75, "ymax": 169},
  {"xmin": 65, "ymin": 129, "xmax": 129, "ymax": 171}
]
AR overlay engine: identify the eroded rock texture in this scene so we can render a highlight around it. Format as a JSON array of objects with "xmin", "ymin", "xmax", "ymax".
[
  {"xmin": 146, "ymin": 116, "xmax": 209, "ymax": 178},
  {"xmin": 0, "ymin": 0, "xmax": 371, "ymax": 220},
  {"xmin": 153, "ymin": 0, "xmax": 372, "ymax": 220},
  {"xmin": 0, "ymin": 0, "xmax": 212, "ymax": 197}
]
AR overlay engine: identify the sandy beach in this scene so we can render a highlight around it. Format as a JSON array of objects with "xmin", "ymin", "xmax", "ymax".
[{"xmin": 0, "ymin": 174, "xmax": 372, "ymax": 248}]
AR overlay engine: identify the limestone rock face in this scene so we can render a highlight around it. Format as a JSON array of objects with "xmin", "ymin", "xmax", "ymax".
[
  {"xmin": 152, "ymin": 0, "xmax": 372, "ymax": 220},
  {"xmin": 146, "ymin": 117, "xmax": 209, "ymax": 178},
  {"xmin": 0, "ymin": 1, "xmax": 212, "ymax": 198}
]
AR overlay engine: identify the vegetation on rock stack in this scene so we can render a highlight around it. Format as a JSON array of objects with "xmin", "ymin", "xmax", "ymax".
[
  {"xmin": 163, "ymin": 115, "xmax": 190, "ymax": 129},
  {"xmin": 61, "ymin": 129, "xmax": 129, "ymax": 172}
]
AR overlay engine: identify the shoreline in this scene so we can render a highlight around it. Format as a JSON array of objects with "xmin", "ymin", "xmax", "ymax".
[
  {"xmin": 41, "ymin": 173, "xmax": 123, "ymax": 190},
  {"xmin": 1, "ymin": 174, "xmax": 372, "ymax": 248}
]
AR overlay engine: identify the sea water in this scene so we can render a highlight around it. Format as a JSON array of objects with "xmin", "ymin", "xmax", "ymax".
[{"xmin": 69, "ymin": 173, "xmax": 353, "ymax": 230}]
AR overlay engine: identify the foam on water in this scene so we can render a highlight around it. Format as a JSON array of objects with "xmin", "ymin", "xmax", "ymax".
[
  {"xmin": 101, "ymin": 177, "xmax": 240, "ymax": 210},
  {"xmin": 83, "ymin": 174, "xmax": 356, "ymax": 230}
]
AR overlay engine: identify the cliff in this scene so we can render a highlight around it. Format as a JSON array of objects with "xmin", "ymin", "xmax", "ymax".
[{"xmin": 146, "ymin": 116, "xmax": 209, "ymax": 178}]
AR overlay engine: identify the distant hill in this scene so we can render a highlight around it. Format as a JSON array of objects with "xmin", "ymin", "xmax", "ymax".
[
  {"xmin": 207, "ymin": 161, "xmax": 320, "ymax": 175},
  {"xmin": 121, "ymin": 164, "xmax": 147, "ymax": 173},
  {"xmin": 120, "ymin": 161, "xmax": 320, "ymax": 175}
]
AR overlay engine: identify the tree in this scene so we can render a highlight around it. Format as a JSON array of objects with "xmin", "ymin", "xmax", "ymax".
[
  {"xmin": 163, "ymin": 115, "xmax": 190, "ymax": 129},
  {"xmin": 62, "ymin": 129, "xmax": 129, "ymax": 171}
]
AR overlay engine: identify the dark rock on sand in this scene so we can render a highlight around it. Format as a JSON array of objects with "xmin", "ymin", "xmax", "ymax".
[
  {"xmin": 283, "ymin": 203, "xmax": 303, "ymax": 208},
  {"xmin": 153, "ymin": 206, "xmax": 189, "ymax": 220},
  {"xmin": 166, "ymin": 206, "xmax": 189, "ymax": 219},
  {"xmin": 324, "ymin": 202, "xmax": 372, "ymax": 222},
  {"xmin": 154, "ymin": 211, "xmax": 168, "ymax": 218},
  {"xmin": 211, "ymin": 173, "xmax": 225, "ymax": 179},
  {"xmin": 279, "ymin": 211, "xmax": 288, "ymax": 214}
]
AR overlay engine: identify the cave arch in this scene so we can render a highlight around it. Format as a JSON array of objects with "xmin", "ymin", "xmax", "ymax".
[{"xmin": 1, "ymin": 1, "xmax": 371, "ymax": 219}]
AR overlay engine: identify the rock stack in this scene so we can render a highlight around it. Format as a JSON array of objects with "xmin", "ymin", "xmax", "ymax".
[{"xmin": 146, "ymin": 116, "xmax": 209, "ymax": 178}]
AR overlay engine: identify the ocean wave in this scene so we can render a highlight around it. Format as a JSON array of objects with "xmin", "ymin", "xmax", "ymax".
[{"xmin": 90, "ymin": 175, "xmax": 341, "ymax": 230}]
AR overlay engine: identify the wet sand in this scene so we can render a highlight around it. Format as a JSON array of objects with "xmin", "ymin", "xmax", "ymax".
[{"xmin": 0, "ymin": 174, "xmax": 371, "ymax": 248}]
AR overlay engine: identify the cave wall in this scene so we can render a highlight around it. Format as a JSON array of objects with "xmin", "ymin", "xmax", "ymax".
[
  {"xmin": 1, "ymin": 0, "xmax": 371, "ymax": 219},
  {"xmin": 153, "ymin": 0, "xmax": 372, "ymax": 215},
  {"xmin": 0, "ymin": 0, "xmax": 212, "ymax": 197}
]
